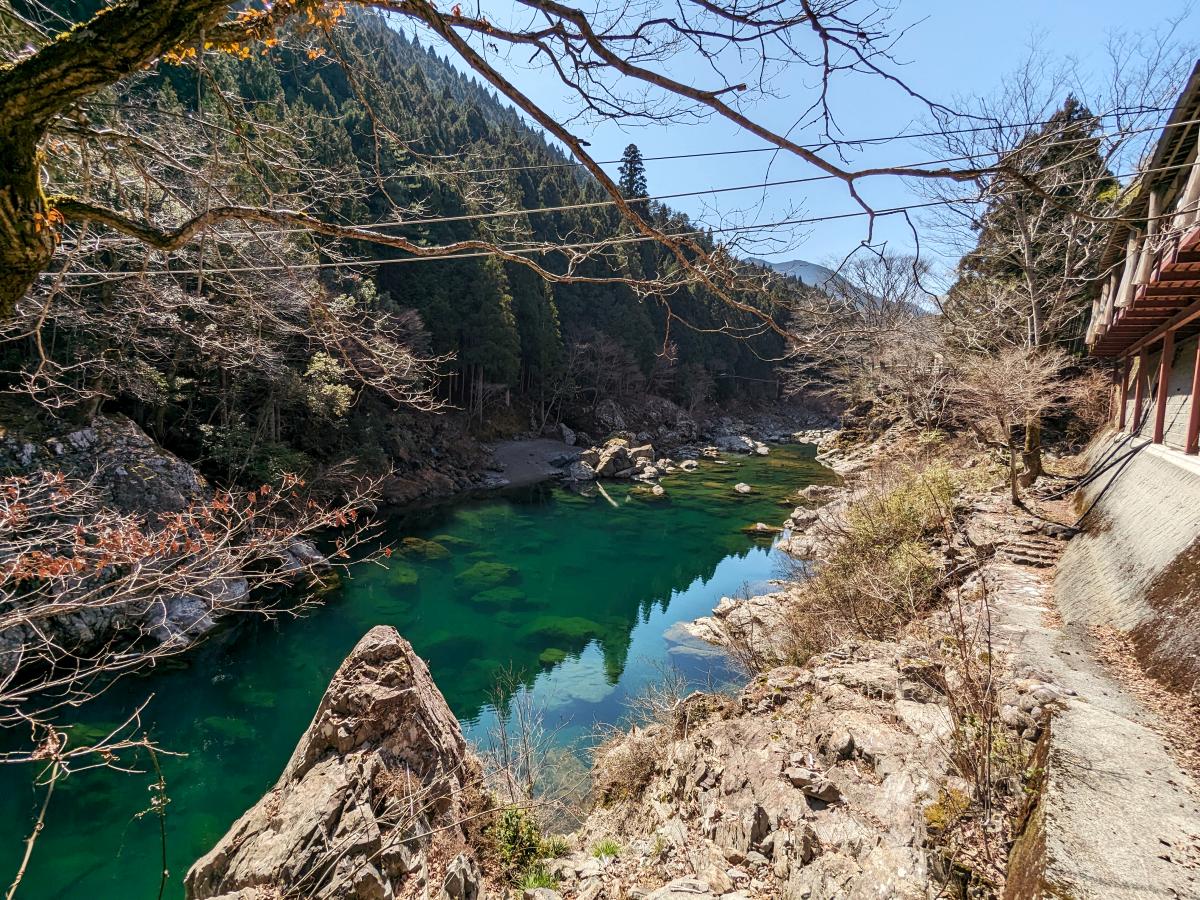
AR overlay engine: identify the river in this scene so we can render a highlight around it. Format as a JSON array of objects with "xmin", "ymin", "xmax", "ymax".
[{"xmin": 0, "ymin": 444, "xmax": 835, "ymax": 898}]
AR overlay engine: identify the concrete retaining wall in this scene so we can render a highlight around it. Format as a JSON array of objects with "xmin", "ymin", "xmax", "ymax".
[
  {"xmin": 1163, "ymin": 337, "xmax": 1198, "ymax": 451},
  {"xmin": 1055, "ymin": 428, "xmax": 1200, "ymax": 695}
]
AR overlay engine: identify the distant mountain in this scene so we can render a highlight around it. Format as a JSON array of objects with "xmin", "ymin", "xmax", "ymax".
[{"xmin": 746, "ymin": 257, "xmax": 852, "ymax": 293}]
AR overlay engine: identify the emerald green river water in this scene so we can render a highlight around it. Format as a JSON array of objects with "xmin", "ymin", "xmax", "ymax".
[{"xmin": 0, "ymin": 444, "xmax": 834, "ymax": 899}]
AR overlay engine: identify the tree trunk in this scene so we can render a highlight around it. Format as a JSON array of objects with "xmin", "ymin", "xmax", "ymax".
[
  {"xmin": 1008, "ymin": 425, "xmax": 1022, "ymax": 506},
  {"xmin": 1020, "ymin": 416, "xmax": 1043, "ymax": 487},
  {"xmin": 0, "ymin": 0, "xmax": 239, "ymax": 317},
  {"xmin": 0, "ymin": 131, "xmax": 57, "ymax": 318}
]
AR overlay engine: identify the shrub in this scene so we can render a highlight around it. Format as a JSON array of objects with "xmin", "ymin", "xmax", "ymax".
[
  {"xmin": 516, "ymin": 863, "xmax": 559, "ymax": 890},
  {"xmin": 813, "ymin": 466, "xmax": 954, "ymax": 629},
  {"xmin": 591, "ymin": 730, "xmax": 659, "ymax": 806},
  {"xmin": 591, "ymin": 838, "xmax": 622, "ymax": 859},
  {"xmin": 745, "ymin": 463, "xmax": 960, "ymax": 667},
  {"xmin": 493, "ymin": 806, "xmax": 543, "ymax": 880}
]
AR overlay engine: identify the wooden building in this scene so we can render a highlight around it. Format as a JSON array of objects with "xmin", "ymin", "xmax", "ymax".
[{"xmin": 1087, "ymin": 62, "xmax": 1200, "ymax": 452}]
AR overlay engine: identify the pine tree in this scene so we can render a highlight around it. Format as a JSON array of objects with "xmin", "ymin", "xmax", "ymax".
[
  {"xmin": 949, "ymin": 96, "xmax": 1117, "ymax": 351},
  {"xmin": 618, "ymin": 143, "xmax": 648, "ymax": 199}
]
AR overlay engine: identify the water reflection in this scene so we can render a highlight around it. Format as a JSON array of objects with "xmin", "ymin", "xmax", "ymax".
[{"xmin": 0, "ymin": 445, "xmax": 836, "ymax": 899}]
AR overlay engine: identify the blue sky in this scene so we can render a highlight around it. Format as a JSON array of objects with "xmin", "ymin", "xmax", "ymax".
[{"xmin": 408, "ymin": 0, "xmax": 1195, "ymax": 277}]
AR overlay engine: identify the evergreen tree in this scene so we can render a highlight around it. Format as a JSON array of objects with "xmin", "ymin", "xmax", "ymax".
[
  {"xmin": 6, "ymin": 5, "xmax": 792, "ymax": 466},
  {"xmin": 618, "ymin": 143, "xmax": 648, "ymax": 199},
  {"xmin": 948, "ymin": 97, "xmax": 1117, "ymax": 351}
]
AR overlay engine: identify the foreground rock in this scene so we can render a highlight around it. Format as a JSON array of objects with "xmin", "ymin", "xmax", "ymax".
[
  {"xmin": 567, "ymin": 644, "xmax": 959, "ymax": 899},
  {"xmin": 186, "ymin": 626, "xmax": 488, "ymax": 900}
]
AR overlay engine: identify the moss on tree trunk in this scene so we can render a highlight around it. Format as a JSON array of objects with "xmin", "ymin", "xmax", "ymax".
[{"xmin": 0, "ymin": 0, "xmax": 237, "ymax": 316}]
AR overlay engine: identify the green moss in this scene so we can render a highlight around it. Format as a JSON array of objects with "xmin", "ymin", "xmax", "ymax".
[
  {"xmin": 399, "ymin": 537, "xmax": 451, "ymax": 561},
  {"xmin": 431, "ymin": 533, "xmax": 473, "ymax": 547},
  {"xmin": 523, "ymin": 615, "xmax": 602, "ymax": 646},
  {"xmin": 629, "ymin": 484, "xmax": 668, "ymax": 502},
  {"xmin": 311, "ymin": 570, "xmax": 343, "ymax": 596},
  {"xmin": 202, "ymin": 716, "xmax": 256, "ymax": 742},
  {"xmin": 538, "ymin": 647, "xmax": 568, "ymax": 667},
  {"xmin": 924, "ymin": 787, "xmax": 971, "ymax": 833},
  {"xmin": 228, "ymin": 684, "xmax": 276, "ymax": 709},
  {"xmin": 388, "ymin": 562, "xmax": 420, "ymax": 586},
  {"xmin": 471, "ymin": 586, "xmax": 527, "ymax": 609},
  {"xmin": 456, "ymin": 560, "xmax": 519, "ymax": 590}
]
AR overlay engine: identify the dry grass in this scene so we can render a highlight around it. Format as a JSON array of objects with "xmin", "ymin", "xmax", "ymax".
[
  {"xmin": 766, "ymin": 463, "xmax": 959, "ymax": 667},
  {"xmin": 591, "ymin": 729, "xmax": 662, "ymax": 806},
  {"xmin": 590, "ymin": 666, "xmax": 694, "ymax": 807}
]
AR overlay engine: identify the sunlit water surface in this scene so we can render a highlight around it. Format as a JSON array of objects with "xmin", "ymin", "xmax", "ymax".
[{"xmin": 0, "ymin": 444, "xmax": 835, "ymax": 898}]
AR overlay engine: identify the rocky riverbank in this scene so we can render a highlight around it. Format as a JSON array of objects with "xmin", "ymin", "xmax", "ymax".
[
  {"xmin": 0, "ymin": 414, "xmax": 328, "ymax": 680},
  {"xmin": 487, "ymin": 400, "xmax": 834, "ymax": 493},
  {"xmin": 183, "ymin": 420, "xmax": 1200, "ymax": 899}
]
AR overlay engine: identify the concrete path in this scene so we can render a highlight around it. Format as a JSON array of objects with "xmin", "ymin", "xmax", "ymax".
[{"xmin": 972, "ymin": 500, "xmax": 1200, "ymax": 899}]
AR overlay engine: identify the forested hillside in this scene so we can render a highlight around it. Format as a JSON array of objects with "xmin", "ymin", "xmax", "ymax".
[{"xmin": 2, "ymin": 5, "xmax": 788, "ymax": 487}]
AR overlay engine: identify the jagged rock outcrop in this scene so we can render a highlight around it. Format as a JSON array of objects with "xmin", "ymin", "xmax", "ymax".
[
  {"xmin": 187, "ymin": 626, "xmax": 488, "ymax": 900},
  {"xmin": 558, "ymin": 644, "xmax": 960, "ymax": 899},
  {"xmin": 1, "ymin": 413, "xmax": 208, "ymax": 519}
]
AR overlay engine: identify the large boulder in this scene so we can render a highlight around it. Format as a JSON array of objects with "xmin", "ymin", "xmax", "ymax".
[
  {"xmin": 712, "ymin": 435, "xmax": 763, "ymax": 455},
  {"xmin": 186, "ymin": 626, "xmax": 486, "ymax": 900},
  {"xmin": 0, "ymin": 415, "xmax": 286, "ymax": 679},
  {"xmin": 595, "ymin": 444, "xmax": 629, "ymax": 477},
  {"xmin": 594, "ymin": 398, "xmax": 627, "ymax": 432},
  {"xmin": 629, "ymin": 444, "xmax": 655, "ymax": 464},
  {"xmin": 564, "ymin": 461, "xmax": 596, "ymax": 482},
  {"xmin": 0, "ymin": 414, "xmax": 208, "ymax": 519}
]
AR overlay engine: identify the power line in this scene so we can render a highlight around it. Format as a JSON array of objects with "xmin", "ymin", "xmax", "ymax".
[
  {"xmin": 408, "ymin": 105, "xmax": 1174, "ymax": 177},
  {"xmin": 74, "ymin": 114, "xmax": 1200, "ymax": 251},
  {"xmin": 44, "ymin": 162, "xmax": 1167, "ymax": 283}
]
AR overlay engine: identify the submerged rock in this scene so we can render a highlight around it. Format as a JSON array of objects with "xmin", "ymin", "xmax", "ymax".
[
  {"xmin": 456, "ymin": 560, "xmax": 519, "ymax": 590},
  {"xmin": 733, "ymin": 483, "xmax": 753, "ymax": 495},
  {"xmin": 399, "ymin": 536, "xmax": 451, "ymax": 561},
  {"xmin": 186, "ymin": 626, "xmax": 486, "ymax": 900},
  {"xmin": 741, "ymin": 522, "xmax": 781, "ymax": 536}
]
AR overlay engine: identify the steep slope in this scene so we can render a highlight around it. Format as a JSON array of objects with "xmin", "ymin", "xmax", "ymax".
[{"xmin": 8, "ymin": 4, "xmax": 792, "ymax": 494}]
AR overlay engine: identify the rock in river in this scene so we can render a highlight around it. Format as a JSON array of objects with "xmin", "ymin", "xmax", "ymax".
[
  {"xmin": 565, "ymin": 460, "xmax": 596, "ymax": 482},
  {"xmin": 186, "ymin": 626, "xmax": 487, "ymax": 900}
]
